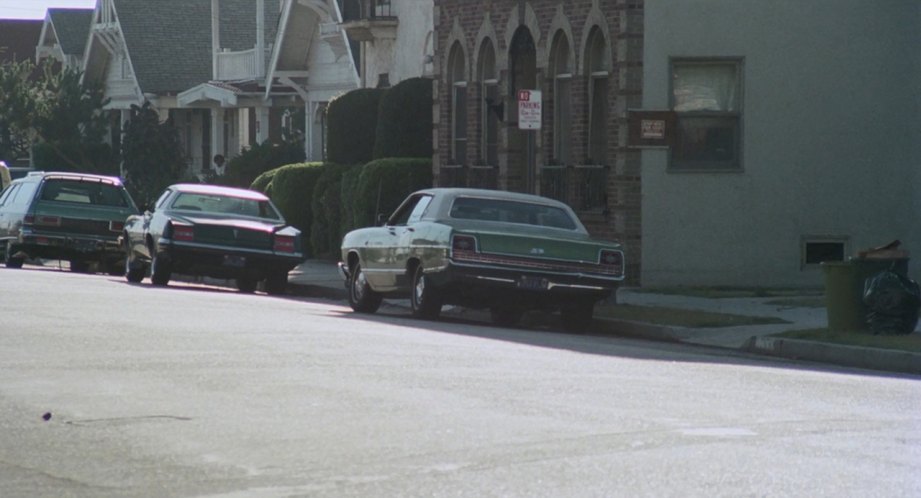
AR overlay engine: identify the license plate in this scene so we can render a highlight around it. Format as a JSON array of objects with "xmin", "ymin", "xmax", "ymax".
[
  {"xmin": 518, "ymin": 276, "xmax": 548, "ymax": 290},
  {"xmin": 223, "ymin": 255, "xmax": 246, "ymax": 267},
  {"xmin": 70, "ymin": 239, "xmax": 98, "ymax": 252}
]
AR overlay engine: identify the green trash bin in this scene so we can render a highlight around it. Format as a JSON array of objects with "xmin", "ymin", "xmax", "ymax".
[{"xmin": 821, "ymin": 258, "xmax": 909, "ymax": 331}]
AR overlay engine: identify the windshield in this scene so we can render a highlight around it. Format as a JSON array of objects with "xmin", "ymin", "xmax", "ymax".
[
  {"xmin": 40, "ymin": 179, "xmax": 131, "ymax": 208},
  {"xmin": 170, "ymin": 192, "xmax": 282, "ymax": 220},
  {"xmin": 449, "ymin": 197, "xmax": 578, "ymax": 230}
]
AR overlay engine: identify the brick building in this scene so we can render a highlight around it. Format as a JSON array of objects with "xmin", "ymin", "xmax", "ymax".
[{"xmin": 432, "ymin": 0, "xmax": 644, "ymax": 283}]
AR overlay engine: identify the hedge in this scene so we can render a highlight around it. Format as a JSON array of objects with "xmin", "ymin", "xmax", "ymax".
[
  {"xmin": 373, "ymin": 77, "xmax": 433, "ymax": 159},
  {"xmin": 326, "ymin": 88, "xmax": 385, "ymax": 165},
  {"xmin": 265, "ymin": 162, "xmax": 324, "ymax": 246},
  {"xmin": 309, "ymin": 163, "xmax": 352, "ymax": 258},
  {"xmin": 250, "ymin": 167, "xmax": 279, "ymax": 196},
  {"xmin": 223, "ymin": 140, "xmax": 305, "ymax": 188},
  {"xmin": 353, "ymin": 158, "xmax": 433, "ymax": 228}
]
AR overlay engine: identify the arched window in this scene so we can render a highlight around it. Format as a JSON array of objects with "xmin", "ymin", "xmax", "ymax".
[
  {"xmin": 550, "ymin": 31, "xmax": 572, "ymax": 164},
  {"xmin": 478, "ymin": 39, "xmax": 498, "ymax": 166},
  {"xmin": 448, "ymin": 42, "xmax": 467, "ymax": 165},
  {"xmin": 585, "ymin": 27, "xmax": 608, "ymax": 164}
]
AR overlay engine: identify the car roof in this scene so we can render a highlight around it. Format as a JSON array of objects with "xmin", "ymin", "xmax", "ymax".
[
  {"xmin": 415, "ymin": 188, "xmax": 571, "ymax": 208},
  {"xmin": 25, "ymin": 171, "xmax": 125, "ymax": 186},
  {"xmin": 170, "ymin": 183, "xmax": 269, "ymax": 201}
]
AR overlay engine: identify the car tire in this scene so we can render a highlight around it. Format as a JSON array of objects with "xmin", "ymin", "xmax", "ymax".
[
  {"xmin": 348, "ymin": 263, "xmax": 382, "ymax": 313},
  {"xmin": 124, "ymin": 249, "xmax": 145, "ymax": 283},
  {"xmin": 236, "ymin": 277, "xmax": 258, "ymax": 293},
  {"xmin": 4, "ymin": 242, "xmax": 23, "ymax": 269},
  {"xmin": 264, "ymin": 271, "xmax": 288, "ymax": 295},
  {"xmin": 150, "ymin": 253, "xmax": 171, "ymax": 286},
  {"xmin": 410, "ymin": 265, "xmax": 442, "ymax": 320},
  {"xmin": 560, "ymin": 300, "xmax": 594, "ymax": 333},
  {"xmin": 490, "ymin": 305, "xmax": 524, "ymax": 327}
]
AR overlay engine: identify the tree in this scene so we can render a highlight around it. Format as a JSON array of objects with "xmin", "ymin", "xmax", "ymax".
[
  {"xmin": 0, "ymin": 59, "xmax": 38, "ymax": 162},
  {"xmin": 0, "ymin": 59, "xmax": 110, "ymax": 169},
  {"xmin": 122, "ymin": 102, "xmax": 185, "ymax": 206}
]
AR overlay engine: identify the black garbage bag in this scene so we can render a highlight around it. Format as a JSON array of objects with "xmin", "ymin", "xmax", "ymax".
[{"xmin": 862, "ymin": 269, "xmax": 920, "ymax": 335}]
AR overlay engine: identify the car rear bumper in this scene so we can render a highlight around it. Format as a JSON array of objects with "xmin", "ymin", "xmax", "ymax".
[
  {"xmin": 158, "ymin": 240, "xmax": 304, "ymax": 279},
  {"xmin": 15, "ymin": 230, "xmax": 122, "ymax": 261}
]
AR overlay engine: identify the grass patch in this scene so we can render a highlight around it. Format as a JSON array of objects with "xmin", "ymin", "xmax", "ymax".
[
  {"xmin": 595, "ymin": 304, "xmax": 789, "ymax": 328},
  {"xmin": 776, "ymin": 328, "xmax": 921, "ymax": 353},
  {"xmin": 632, "ymin": 286, "xmax": 824, "ymax": 299}
]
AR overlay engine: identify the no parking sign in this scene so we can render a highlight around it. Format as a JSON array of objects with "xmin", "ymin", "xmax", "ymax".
[{"xmin": 517, "ymin": 90, "xmax": 542, "ymax": 130}]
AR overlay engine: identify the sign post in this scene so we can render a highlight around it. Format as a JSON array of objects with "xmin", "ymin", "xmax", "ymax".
[{"xmin": 517, "ymin": 90, "xmax": 542, "ymax": 191}]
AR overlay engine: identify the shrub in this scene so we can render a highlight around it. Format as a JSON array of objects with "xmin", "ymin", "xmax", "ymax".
[
  {"xmin": 309, "ymin": 164, "xmax": 353, "ymax": 259},
  {"xmin": 32, "ymin": 141, "xmax": 118, "ymax": 175},
  {"xmin": 122, "ymin": 102, "xmax": 184, "ymax": 207},
  {"xmin": 267, "ymin": 162, "xmax": 324, "ymax": 246},
  {"xmin": 326, "ymin": 88, "xmax": 385, "ymax": 165},
  {"xmin": 373, "ymin": 77, "xmax": 433, "ymax": 159},
  {"xmin": 353, "ymin": 158, "xmax": 433, "ymax": 228},
  {"xmin": 222, "ymin": 140, "xmax": 305, "ymax": 188},
  {"xmin": 339, "ymin": 163, "xmax": 364, "ymax": 234},
  {"xmin": 250, "ymin": 167, "xmax": 280, "ymax": 196}
]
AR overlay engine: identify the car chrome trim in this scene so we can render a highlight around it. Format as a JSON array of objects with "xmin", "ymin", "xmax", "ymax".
[
  {"xmin": 450, "ymin": 260, "xmax": 624, "ymax": 282},
  {"xmin": 473, "ymin": 275, "xmax": 517, "ymax": 284}
]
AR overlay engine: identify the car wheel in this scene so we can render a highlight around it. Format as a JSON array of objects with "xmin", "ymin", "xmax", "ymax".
[
  {"xmin": 490, "ymin": 305, "xmax": 524, "ymax": 327},
  {"xmin": 410, "ymin": 265, "xmax": 442, "ymax": 319},
  {"xmin": 4, "ymin": 242, "xmax": 23, "ymax": 269},
  {"xmin": 236, "ymin": 277, "xmax": 258, "ymax": 293},
  {"xmin": 124, "ymin": 249, "xmax": 145, "ymax": 283},
  {"xmin": 264, "ymin": 271, "xmax": 288, "ymax": 295},
  {"xmin": 150, "ymin": 253, "xmax": 171, "ymax": 286},
  {"xmin": 348, "ymin": 263, "xmax": 382, "ymax": 313},
  {"xmin": 69, "ymin": 260, "xmax": 90, "ymax": 273},
  {"xmin": 560, "ymin": 300, "xmax": 595, "ymax": 333}
]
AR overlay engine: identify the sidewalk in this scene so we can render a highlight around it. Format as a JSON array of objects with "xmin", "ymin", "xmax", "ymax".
[{"xmin": 288, "ymin": 260, "xmax": 921, "ymax": 376}]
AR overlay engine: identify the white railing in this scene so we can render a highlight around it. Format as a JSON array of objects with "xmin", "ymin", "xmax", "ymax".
[
  {"xmin": 107, "ymin": 79, "xmax": 136, "ymax": 99},
  {"xmin": 216, "ymin": 48, "xmax": 259, "ymax": 81}
]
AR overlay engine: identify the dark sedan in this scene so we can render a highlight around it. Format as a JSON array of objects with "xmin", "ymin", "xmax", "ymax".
[{"xmin": 122, "ymin": 184, "xmax": 305, "ymax": 294}]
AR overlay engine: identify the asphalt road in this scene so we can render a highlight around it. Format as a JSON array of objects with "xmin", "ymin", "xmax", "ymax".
[{"xmin": 1, "ymin": 266, "xmax": 919, "ymax": 497}]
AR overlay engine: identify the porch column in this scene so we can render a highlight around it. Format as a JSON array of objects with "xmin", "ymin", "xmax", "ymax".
[
  {"xmin": 211, "ymin": 108, "xmax": 225, "ymax": 164},
  {"xmin": 254, "ymin": 106, "xmax": 270, "ymax": 145},
  {"xmin": 304, "ymin": 103, "xmax": 314, "ymax": 161},
  {"xmin": 119, "ymin": 109, "xmax": 130, "ymax": 177},
  {"xmin": 238, "ymin": 108, "xmax": 251, "ymax": 151}
]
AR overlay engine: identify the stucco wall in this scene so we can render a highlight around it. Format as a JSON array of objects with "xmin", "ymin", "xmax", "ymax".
[
  {"xmin": 642, "ymin": 0, "xmax": 921, "ymax": 286},
  {"xmin": 363, "ymin": 0, "xmax": 432, "ymax": 86}
]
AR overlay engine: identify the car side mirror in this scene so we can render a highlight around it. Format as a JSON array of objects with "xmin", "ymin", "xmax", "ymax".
[{"xmin": 377, "ymin": 213, "xmax": 389, "ymax": 226}]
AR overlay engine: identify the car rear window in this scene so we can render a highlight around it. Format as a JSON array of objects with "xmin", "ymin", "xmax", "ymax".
[
  {"xmin": 449, "ymin": 197, "xmax": 577, "ymax": 230},
  {"xmin": 171, "ymin": 193, "xmax": 282, "ymax": 220},
  {"xmin": 40, "ymin": 179, "xmax": 129, "ymax": 207}
]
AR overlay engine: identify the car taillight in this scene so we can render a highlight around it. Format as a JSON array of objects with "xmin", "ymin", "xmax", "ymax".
[
  {"xmin": 172, "ymin": 225, "xmax": 194, "ymax": 242},
  {"xmin": 451, "ymin": 234, "xmax": 477, "ymax": 256},
  {"xmin": 23, "ymin": 214, "xmax": 34, "ymax": 226},
  {"xmin": 35, "ymin": 215, "xmax": 61, "ymax": 227},
  {"xmin": 109, "ymin": 220, "xmax": 125, "ymax": 232},
  {"xmin": 274, "ymin": 234, "xmax": 296, "ymax": 253},
  {"xmin": 599, "ymin": 250, "xmax": 623, "ymax": 271}
]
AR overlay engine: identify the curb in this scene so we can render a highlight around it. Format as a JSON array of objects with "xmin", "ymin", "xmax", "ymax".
[
  {"xmin": 743, "ymin": 336, "xmax": 921, "ymax": 376},
  {"xmin": 286, "ymin": 280, "xmax": 920, "ymax": 376}
]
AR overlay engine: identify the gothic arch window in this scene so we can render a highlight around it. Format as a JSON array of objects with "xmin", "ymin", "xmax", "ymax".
[
  {"xmin": 448, "ymin": 42, "xmax": 467, "ymax": 165},
  {"xmin": 478, "ymin": 39, "xmax": 498, "ymax": 166},
  {"xmin": 550, "ymin": 30, "xmax": 572, "ymax": 165},
  {"xmin": 585, "ymin": 26, "xmax": 608, "ymax": 165}
]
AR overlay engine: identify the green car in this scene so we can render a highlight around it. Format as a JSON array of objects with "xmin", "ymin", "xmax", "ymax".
[
  {"xmin": 122, "ymin": 184, "xmax": 305, "ymax": 294},
  {"xmin": 0, "ymin": 171, "xmax": 139, "ymax": 273},
  {"xmin": 339, "ymin": 188, "xmax": 625, "ymax": 331}
]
